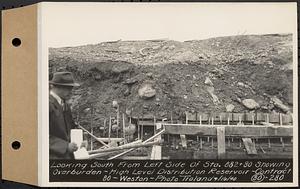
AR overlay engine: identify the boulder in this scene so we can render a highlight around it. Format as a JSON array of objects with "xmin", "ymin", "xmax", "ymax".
[
  {"xmin": 242, "ymin": 99, "xmax": 259, "ymax": 110},
  {"xmin": 271, "ymin": 96, "xmax": 290, "ymax": 113},
  {"xmin": 138, "ymin": 83, "xmax": 156, "ymax": 99},
  {"xmin": 226, "ymin": 104, "xmax": 235, "ymax": 112}
]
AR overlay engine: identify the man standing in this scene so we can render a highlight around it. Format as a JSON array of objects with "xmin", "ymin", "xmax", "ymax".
[{"xmin": 49, "ymin": 72, "xmax": 80, "ymax": 159}]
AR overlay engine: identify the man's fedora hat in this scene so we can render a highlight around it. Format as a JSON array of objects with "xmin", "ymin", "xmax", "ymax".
[{"xmin": 49, "ymin": 72, "xmax": 80, "ymax": 87}]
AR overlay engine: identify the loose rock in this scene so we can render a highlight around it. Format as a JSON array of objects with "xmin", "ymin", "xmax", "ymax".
[
  {"xmin": 242, "ymin": 99, "xmax": 260, "ymax": 109},
  {"xmin": 271, "ymin": 96, "xmax": 290, "ymax": 113},
  {"xmin": 226, "ymin": 104, "xmax": 235, "ymax": 112},
  {"xmin": 138, "ymin": 83, "xmax": 156, "ymax": 99}
]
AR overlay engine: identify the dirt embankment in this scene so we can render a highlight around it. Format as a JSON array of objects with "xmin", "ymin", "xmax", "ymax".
[{"xmin": 49, "ymin": 34, "xmax": 293, "ymax": 128}]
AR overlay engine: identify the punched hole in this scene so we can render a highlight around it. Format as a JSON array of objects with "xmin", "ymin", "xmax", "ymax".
[
  {"xmin": 11, "ymin": 141, "xmax": 21, "ymax": 150},
  {"xmin": 12, "ymin": 38, "xmax": 21, "ymax": 47}
]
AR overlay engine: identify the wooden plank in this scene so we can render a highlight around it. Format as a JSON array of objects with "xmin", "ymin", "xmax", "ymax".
[
  {"xmin": 245, "ymin": 113, "xmax": 255, "ymax": 122},
  {"xmin": 211, "ymin": 113, "xmax": 222, "ymax": 123},
  {"xmin": 137, "ymin": 120, "xmax": 156, "ymax": 126},
  {"xmin": 256, "ymin": 113, "xmax": 265, "ymax": 122},
  {"xmin": 282, "ymin": 114, "xmax": 293, "ymax": 124},
  {"xmin": 232, "ymin": 113, "xmax": 244, "ymax": 122},
  {"xmin": 217, "ymin": 127, "xmax": 226, "ymax": 159},
  {"xmin": 180, "ymin": 135, "xmax": 187, "ymax": 149},
  {"xmin": 163, "ymin": 124, "xmax": 293, "ymax": 137},
  {"xmin": 198, "ymin": 113, "xmax": 209, "ymax": 121},
  {"xmin": 242, "ymin": 138, "xmax": 257, "ymax": 155},
  {"xmin": 223, "ymin": 113, "xmax": 233, "ymax": 121},
  {"xmin": 269, "ymin": 113, "xmax": 280, "ymax": 123},
  {"xmin": 108, "ymin": 128, "xmax": 166, "ymax": 160},
  {"xmin": 96, "ymin": 138, "xmax": 125, "ymax": 142},
  {"xmin": 150, "ymin": 138, "xmax": 162, "ymax": 160},
  {"xmin": 186, "ymin": 112, "xmax": 197, "ymax": 121}
]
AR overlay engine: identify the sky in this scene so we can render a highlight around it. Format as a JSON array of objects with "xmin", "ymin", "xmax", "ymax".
[{"xmin": 41, "ymin": 2, "xmax": 297, "ymax": 48}]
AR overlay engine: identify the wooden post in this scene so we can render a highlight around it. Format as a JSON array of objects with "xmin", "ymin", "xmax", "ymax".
[
  {"xmin": 108, "ymin": 116, "xmax": 111, "ymax": 143},
  {"xmin": 280, "ymin": 137, "xmax": 285, "ymax": 149},
  {"xmin": 116, "ymin": 106, "xmax": 119, "ymax": 138},
  {"xmin": 227, "ymin": 117, "xmax": 230, "ymax": 126},
  {"xmin": 90, "ymin": 126, "xmax": 93, "ymax": 151},
  {"xmin": 141, "ymin": 114, "xmax": 144, "ymax": 140},
  {"xmin": 211, "ymin": 137, "xmax": 214, "ymax": 149},
  {"xmin": 212, "ymin": 117, "xmax": 214, "ymax": 125},
  {"xmin": 266, "ymin": 113, "xmax": 269, "ymax": 123},
  {"xmin": 220, "ymin": 115, "xmax": 222, "ymax": 125},
  {"xmin": 180, "ymin": 135, "xmax": 187, "ymax": 149},
  {"xmin": 199, "ymin": 115, "xmax": 202, "ymax": 126},
  {"xmin": 185, "ymin": 111, "xmax": 188, "ymax": 124},
  {"xmin": 90, "ymin": 106, "xmax": 93, "ymax": 151},
  {"xmin": 268, "ymin": 138, "xmax": 271, "ymax": 148},
  {"xmin": 200, "ymin": 137, "xmax": 203, "ymax": 149},
  {"xmin": 137, "ymin": 116, "xmax": 140, "ymax": 140},
  {"xmin": 252, "ymin": 114, "xmax": 255, "ymax": 125},
  {"xmin": 122, "ymin": 113, "xmax": 126, "ymax": 142},
  {"xmin": 154, "ymin": 116, "xmax": 156, "ymax": 135},
  {"xmin": 279, "ymin": 113, "xmax": 283, "ymax": 126},
  {"xmin": 217, "ymin": 127, "xmax": 226, "ymax": 159},
  {"xmin": 104, "ymin": 118, "xmax": 106, "ymax": 137}
]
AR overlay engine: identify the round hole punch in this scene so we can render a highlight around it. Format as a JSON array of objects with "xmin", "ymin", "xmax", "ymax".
[
  {"xmin": 11, "ymin": 141, "xmax": 21, "ymax": 150},
  {"xmin": 12, "ymin": 38, "xmax": 21, "ymax": 47}
]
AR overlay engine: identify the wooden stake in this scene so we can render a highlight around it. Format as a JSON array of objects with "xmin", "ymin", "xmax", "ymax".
[
  {"xmin": 90, "ymin": 106, "xmax": 93, "ymax": 151},
  {"xmin": 108, "ymin": 116, "xmax": 111, "ymax": 143},
  {"xmin": 77, "ymin": 124, "xmax": 109, "ymax": 148},
  {"xmin": 154, "ymin": 116, "xmax": 156, "ymax": 135},
  {"xmin": 122, "ymin": 113, "xmax": 126, "ymax": 142},
  {"xmin": 116, "ymin": 106, "xmax": 119, "ymax": 138},
  {"xmin": 200, "ymin": 137, "xmax": 203, "ymax": 149},
  {"xmin": 141, "ymin": 114, "xmax": 144, "ymax": 140},
  {"xmin": 185, "ymin": 111, "xmax": 188, "ymax": 124},
  {"xmin": 137, "ymin": 116, "xmax": 140, "ymax": 140},
  {"xmin": 279, "ymin": 113, "xmax": 283, "ymax": 126},
  {"xmin": 199, "ymin": 115, "xmax": 202, "ymax": 126},
  {"xmin": 280, "ymin": 137, "xmax": 285, "ymax": 149}
]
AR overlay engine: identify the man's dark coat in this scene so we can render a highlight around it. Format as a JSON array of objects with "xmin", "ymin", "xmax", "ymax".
[{"xmin": 49, "ymin": 95, "xmax": 76, "ymax": 159}]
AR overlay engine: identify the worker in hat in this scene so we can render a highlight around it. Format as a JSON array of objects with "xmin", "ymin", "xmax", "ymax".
[{"xmin": 49, "ymin": 72, "xmax": 81, "ymax": 159}]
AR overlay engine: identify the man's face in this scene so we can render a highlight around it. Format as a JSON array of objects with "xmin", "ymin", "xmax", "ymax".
[{"xmin": 56, "ymin": 86, "xmax": 74, "ymax": 100}]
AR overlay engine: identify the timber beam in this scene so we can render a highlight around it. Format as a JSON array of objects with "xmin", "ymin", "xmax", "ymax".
[{"xmin": 163, "ymin": 124, "xmax": 293, "ymax": 137}]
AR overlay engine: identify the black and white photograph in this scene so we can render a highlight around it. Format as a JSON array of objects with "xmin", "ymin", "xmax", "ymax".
[{"xmin": 42, "ymin": 2, "xmax": 297, "ymax": 187}]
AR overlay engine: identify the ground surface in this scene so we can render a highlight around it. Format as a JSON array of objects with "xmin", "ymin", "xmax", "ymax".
[{"xmin": 49, "ymin": 33, "xmax": 293, "ymax": 129}]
